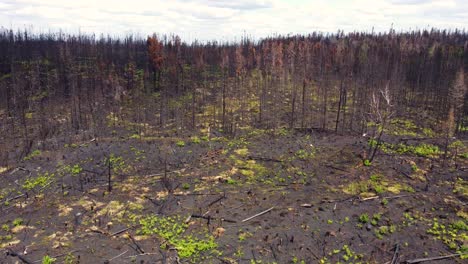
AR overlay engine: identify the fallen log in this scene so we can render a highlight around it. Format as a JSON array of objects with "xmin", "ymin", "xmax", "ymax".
[{"xmin": 404, "ymin": 253, "xmax": 460, "ymax": 264}]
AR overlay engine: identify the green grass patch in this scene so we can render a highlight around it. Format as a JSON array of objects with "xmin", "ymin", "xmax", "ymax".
[
  {"xmin": 343, "ymin": 174, "xmax": 414, "ymax": 197},
  {"xmin": 234, "ymin": 148, "xmax": 249, "ymax": 157},
  {"xmin": 41, "ymin": 255, "xmax": 56, "ymax": 264},
  {"xmin": 320, "ymin": 244, "xmax": 363, "ymax": 263},
  {"xmin": 427, "ymin": 218, "xmax": 468, "ymax": 254},
  {"xmin": 138, "ymin": 215, "xmax": 217, "ymax": 260},
  {"xmin": 23, "ymin": 150, "xmax": 41, "ymax": 161},
  {"xmin": 22, "ymin": 172, "xmax": 54, "ymax": 191},
  {"xmin": 191, "ymin": 136, "xmax": 201, "ymax": 144},
  {"xmin": 368, "ymin": 140, "xmax": 442, "ymax": 158},
  {"xmin": 359, "ymin": 213, "xmax": 369, "ymax": 224},
  {"xmin": 12, "ymin": 218, "xmax": 23, "ymax": 227}
]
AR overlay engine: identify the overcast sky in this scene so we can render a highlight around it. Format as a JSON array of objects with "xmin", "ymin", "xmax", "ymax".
[{"xmin": 0, "ymin": 0, "xmax": 467, "ymax": 41}]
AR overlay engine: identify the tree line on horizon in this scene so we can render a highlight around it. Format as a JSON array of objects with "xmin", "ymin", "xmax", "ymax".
[{"xmin": 0, "ymin": 28, "xmax": 467, "ymax": 160}]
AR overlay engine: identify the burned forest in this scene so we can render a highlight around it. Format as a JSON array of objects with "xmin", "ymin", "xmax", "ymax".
[{"xmin": 0, "ymin": 28, "xmax": 467, "ymax": 263}]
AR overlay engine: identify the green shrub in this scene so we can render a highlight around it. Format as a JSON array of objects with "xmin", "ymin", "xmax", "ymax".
[
  {"xmin": 70, "ymin": 164, "xmax": 83, "ymax": 175},
  {"xmin": 12, "ymin": 218, "xmax": 23, "ymax": 227},
  {"xmin": 359, "ymin": 213, "xmax": 369, "ymax": 223},
  {"xmin": 42, "ymin": 255, "xmax": 56, "ymax": 264}
]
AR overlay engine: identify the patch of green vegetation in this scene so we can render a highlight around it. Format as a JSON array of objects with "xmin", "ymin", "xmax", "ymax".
[
  {"xmin": 363, "ymin": 159, "xmax": 372, "ymax": 166},
  {"xmin": 64, "ymin": 253, "xmax": 77, "ymax": 264},
  {"xmin": 1, "ymin": 224, "xmax": 9, "ymax": 232},
  {"xmin": 451, "ymin": 220, "xmax": 468, "ymax": 231},
  {"xmin": 176, "ymin": 140, "xmax": 185, "ymax": 147},
  {"xmin": 225, "ymin": 177, "xmax": 239, "ymax": 185},
  {"xmin": 23, "ymin": 172, "xmax": 54, "ymax": 191},
  {"xmin": 320, "ymin": 244, "xmax": 363, "ymax": 263},
  {"xmin": 295, "ymin": 148, "xmax": 315, "ymax": 160},
  {"xmin": 411, "ymin": 143, "xmax": 441, "ymax": 157},
  {"xmin": 344, "ymin": 181, "xmax": 369, "ymax": 195},
  {"xmin": 129, "ymin": 133, "xmax": 140, "ymax": 139},
  {"xmin": 130, "ymin": 146, "xmax": 146, "ymax": 161},
  {"xmin": 234, "ymin": 148, "xmax": 249, "ymax": 157},
  {"xmin": 448, "ymin": 140, "xmax": 465, "ymax": 151},
  {"xmin": 246, "ymin": 128, "xmax": 267, "ymax": 138},
  {"xmin": 402, "ymin": 212, "xmax": 418, "ymax": 227},
  {"xmin": 381, "ymin": 198, "xmax": 389, "ymax": 206},
  {"xmin": 426, "ymin": 218, "xmax": 468, "ymax": 254},
  {"xmin": 291, "ymin": 256, "xmax": 306, "ymax": 264},
  {"xmin": 359, "ymin": 213, "xmax": 369, "ymax": 224},
  {"xmin": 374, "ymin": 225, "xmax": 396, "ymax": 239},
  {"xmin": 191, "ymin": 136, "xmax": 201, "ymax": 144},
  {"xmin": 62, "ymin": 164, "xmax": 83, "ymax": 176},
  {"xmin": 368, "ymin": 139, "xmax": 442, "ymax": 158},
  {"xmin": 227, "ymin": 137, "xmax": 249, "ymax": 149},
  {"xmin": 422, "ymin": 127, "xmax": 436, "ymax": 137},
  {"xmin": 453, "ymin": 178, "xmax": 467, "ymax": 197},
  {"xmin": 30, "ymin": 91, "xmax": 49, "ymax": 101},
  {"xmin": 95, "ymin": 200, "xmax": 143, "ymax": 224},
  {"xmin": 385, "ymin": 118, "xmax": 436, "ymax": 137},
  {"xmin": 276, "ymin": 127, "xmax": 290, "ymax": 137},
  {"xmin": 0, "ymin": 234, "xmax": 13, "ymax": 242},
  {"xmin": 0, "ymin": 73, "xmax": 11, "ymax": 81},
  {"xmin": 369, "ymin": 174, "xmax": 381, "ymax": 182},
  {"xmin": 387, "ymin": 118, "xmax": 419, "ymax": 137},
  {"xmin": 106, "ymin": 154, "xmax": 131, "ymax": 174},
  {"xmin": 64, "ymin": 143, "xmax": 79, "ymax": 148},
  {"xmin": 343, "ymin": 174, "xmax": 413, "ymax": 197},
  {"xmin": 233, "ymin": 246, "xmax": 244, "ymax": 258},
  {"xmin": 12, "ymin": 218, "xmax": 23, "ymax": 227},
  {"xmin": 182, "ymin": 183, "xmax": 191, "ymax": 190},
  {"xmin": 138, "ymin": 215, "xmax": 217, "ymax": 260},
  {"xmin": 238, "ymin": 230, "xmax": 253, "ymax": 241},
  {"xmin": 449, "ymin": 140, "xmax": 468, "ymax": 159},
  {"xmin": 230, "ymin": 154, "xmax": 268, "ymax": 183},
  {"xmin": 244, "ymin": 161, "xmax": 268, "ymax": 180},
  {"xmin": 42, "ymin": 255, "xmax": 56, "ymax": 264},
  {"xmin": 371, "ymin": 213, "xmax": 381, "ymax": 226},
  {"xmin": 239, "ymin": 168, "xmax": 255, "ymax": 178},
  {"xmin": 23, "ymin": 150, "xmax": 41, "ymax": 161}
]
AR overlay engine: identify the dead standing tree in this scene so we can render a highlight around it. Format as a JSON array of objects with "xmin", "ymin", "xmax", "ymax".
[
  {"xmin": 443, "ymin": 68, "xmax": 467, "ymax": 165},
  {"xmin": 366, "ymin": 83, "xmax": 394, "ymax": 164}
]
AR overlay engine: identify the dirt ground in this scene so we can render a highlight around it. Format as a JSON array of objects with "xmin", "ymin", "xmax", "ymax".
[{"xmin": 0, "ymin": 128, "xmax": 467, "ymax": 264}]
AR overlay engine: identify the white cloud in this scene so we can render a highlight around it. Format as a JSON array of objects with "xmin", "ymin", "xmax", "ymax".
[{"xmin": 0, "ymin": 0, "xmax": 466, "ymax": 41}]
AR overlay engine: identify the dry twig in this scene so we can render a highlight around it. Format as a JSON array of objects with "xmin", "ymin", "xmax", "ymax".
[{"xmin": 242, "ymin": 206, "xmax": 275, "ymax": 222}]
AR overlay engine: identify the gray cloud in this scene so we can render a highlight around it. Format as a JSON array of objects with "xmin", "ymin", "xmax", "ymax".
[
  {"xmin": 178, "ymin": 0, "xmax": 274, "ymax": 10},
  {"xmin": 389, "ymin": 0, "xmax": 432, "ymax": 4},
  {"xmin": 0, "ymin": 0, "xmax": 465, "ymax": 41}
]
